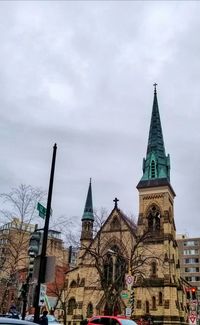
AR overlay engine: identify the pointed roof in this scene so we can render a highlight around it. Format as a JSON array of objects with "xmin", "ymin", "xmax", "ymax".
[
  {"xmin": 137, "ymin": 85, "xmax": 174, "ymax": 194},
  {"xmin": 146, "ymin": 84, "xmax": 166, "ymax": 159},
  {"xmin": 82, "ymin": 178, "xmax": 94, "ymax": 221}
]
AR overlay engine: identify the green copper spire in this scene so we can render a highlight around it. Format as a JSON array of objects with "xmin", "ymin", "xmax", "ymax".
[
  {"xmin": 82, "ymin": 178, "xmax": 94, "ymax": 221},
  {"xmin": 139, "ymin": 84, "xmax": 170, "ymax": 185}
]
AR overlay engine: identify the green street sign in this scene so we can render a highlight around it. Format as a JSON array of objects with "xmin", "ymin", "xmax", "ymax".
[
  {"xmin": 37, "ymin": 203, "xmax": 46, "ymax": 219},
  {"xmin": 39, "ymin": 211, "xmax": 45, "ymax": 219},
  {"xmin": 121, "ymin": 292, "xmax": 129, "ymax": 299},
  {"xmin": 37, "ymin": 202, "xmax": 53, "ymax": 219}
]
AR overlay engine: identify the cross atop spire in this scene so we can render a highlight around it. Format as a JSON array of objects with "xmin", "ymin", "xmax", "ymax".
[
  {"xmin": 113, "ymin": 197, "xmax": 119, "ymax": 209},
  {"xmin": 153, "ymin": 83, "xmax": 157, "ymax": 94}
]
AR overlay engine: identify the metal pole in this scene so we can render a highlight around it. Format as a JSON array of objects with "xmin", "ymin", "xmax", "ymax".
[
  {"xmin": 21, "ymin": 275, "xmax": 30, "ymax": 320},
  {"xmin": 34, "ymin": 144, "xmax": 57, "ymax": 323}
]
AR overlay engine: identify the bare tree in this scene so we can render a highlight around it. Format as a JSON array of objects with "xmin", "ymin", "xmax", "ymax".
[
  {"xmin": 46, "ymin": 267, "xmax": 69, "ymax": 325},
  {"xmin": 0, "ymin": 184, "xmax": 46, "ymax": 225},
  {"xmin": 0, "ymin": 184, "xmax": 46, "ymax": 312},
  {"xmin": 80, "ymin": 213, "xmax": 158, "ymax": 316}
]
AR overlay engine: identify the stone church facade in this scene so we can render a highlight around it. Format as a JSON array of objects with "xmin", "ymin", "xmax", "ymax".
[{"xmin": 65, "ymin": 86, "xmax": 189, "ymax": 325}]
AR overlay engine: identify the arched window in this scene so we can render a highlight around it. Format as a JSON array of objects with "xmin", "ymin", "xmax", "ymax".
[
  {"xmin": 70, "ymin": 280, "xmax": 77, "ymax": 288},
  {"xmin": 68, "ymin": 298, "xmax": 76, "ymax": 315},
  {"xmin": 148, "ymin": 205, "xmax": 161, "ymax": 232},
  {"xmin": 151, "ymin": 261, "xmax": 157, "ymax": 277},
  {"xmin": 104, "ymin": 253, "xmax": 113, "ymax": 285},
  {"xmin": 145, "ymin": 301, "xmax": 149, "ymax": 314},
  {"xmin": 103, "ymin": 245, "xmax": 127, "ymax": 289},
  {"xmin": 87, "ymin": 303, "xmax": 93, "ymax": 317},
  {"xmin": 159, "ymin": 292, "xmax": 163, "ymax": 305},
  {"xmin": 152, "ymin": 296, "xmax": 156, "ymax": 309}
]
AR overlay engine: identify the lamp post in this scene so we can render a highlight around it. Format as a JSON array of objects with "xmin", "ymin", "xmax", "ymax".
[{"xmin": 33, "ymin": 144, "xmax": 57, "ymax": 323}]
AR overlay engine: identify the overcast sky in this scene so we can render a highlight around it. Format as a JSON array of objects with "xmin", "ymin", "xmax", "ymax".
[{"xmin": 0, "ymin": 1, "xmax": 200, "ymax": 237}]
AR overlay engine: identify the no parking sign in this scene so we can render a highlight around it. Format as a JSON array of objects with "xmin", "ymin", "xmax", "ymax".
[{"xmin": 125, "ymin": 274, "xmax": 134, "ymax": 289}]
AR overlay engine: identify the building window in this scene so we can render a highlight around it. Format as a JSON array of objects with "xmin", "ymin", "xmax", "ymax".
[
  {"xmin": 184, "ymin": 258, "xmax": 199, "ymax": 264},
  {"xmin": 145, "ymin": 301, "xmax": 149, "ymax": 314},
  {"xmin": 68, "ymin": 298, "xmax": 76, "ymax": 315},
  {"xmin": 159, "ymin": 292, "xmax": 163, "ymax": 305},
  {"xmin": 104, "ymin": 254, "xmax": 113, "ymax": 285},
  {"xmin": 164, "ymin": 300, "xmax": 170, "ymax": 309},
  {"xmin": 104, "ymin": 245, "xmax": 127, "ymax": 289},
  {"xmin": 87, "ymin": 303, "xmax": 93, "ymax": 317},
  {"xmin": 70, "ymin": 280, "xmax": 77, "ymax": 288},
  {"xmin": 184, "ymin": 241, "xmax": 198, "ymax": 247},
  {"xmin": 147, "ymin": 205, "xmax": 161, "ymax": 232},
  {"xmin": 183, "ymin": 249, "xmax": 199, "ymax": 255},
  {"xmin": 151, "ymin": 261, "xmax": 157, "ymax": 277},
  {"xmin": 185, "ymin": 267, "xmax": 199, "ymax": 273},
  {"xmin": 185, "ymin": 276, "xmax": 200, "ymax": 282},
  {"xmin": 136, "ymin": 300, "xmax": 142, "ymax": 309},
  {"xmin": 152, "ymin": 296, "xmax": 156, "ymax": 310}
]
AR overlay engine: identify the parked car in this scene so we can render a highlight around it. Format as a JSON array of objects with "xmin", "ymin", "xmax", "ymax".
[
  {"xmin": 25, "ymin": 314, "xmax": 60, "ymax": 325},
  {"xmin": 88, "ymin": 316, "xmax": 138, "ymax": 325},
  {"xmin": 0, "ymin": 314, "xmax": 21, "ymax": 320},
  {"xmin": 0, "ymin": 317, "xmax": 33, "ymax": 325}
]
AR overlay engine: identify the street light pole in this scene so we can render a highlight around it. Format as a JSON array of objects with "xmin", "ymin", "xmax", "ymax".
[{"xmin": 34, "ymin": 144, "xmax": 57, "ymax": 323}]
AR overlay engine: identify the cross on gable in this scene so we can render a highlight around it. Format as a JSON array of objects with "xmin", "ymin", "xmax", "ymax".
[{"xmin": 113, "ymin": 197, "xmax": 119, "ymax": 209}]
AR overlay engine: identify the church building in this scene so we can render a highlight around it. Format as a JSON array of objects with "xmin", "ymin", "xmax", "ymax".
[{"xmin": 65, "ymin": 86, "xmax": 189, "ymax": 325}]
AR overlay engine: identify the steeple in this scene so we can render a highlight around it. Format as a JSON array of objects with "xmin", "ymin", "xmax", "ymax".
[
  {"xmin": 137, "ymin": 85, "xmax": 172, "ymax": 191},
  {"xmin": 82, "ymin": 178, "xmax": 94, "ymax": 221}
]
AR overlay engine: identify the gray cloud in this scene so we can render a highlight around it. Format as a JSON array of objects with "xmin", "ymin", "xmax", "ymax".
[{"xmin": 0, "ymin": 1, "xmax": 199, "ymax": 236}]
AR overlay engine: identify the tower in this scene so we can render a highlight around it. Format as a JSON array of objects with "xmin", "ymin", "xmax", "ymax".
[
  {"xmin": 80, "ymin": 178, "xmax": 94, "ymax": 247},
  {"xmin": 134, "ymin": 85, "xmax": 188, "ymax": 324}
]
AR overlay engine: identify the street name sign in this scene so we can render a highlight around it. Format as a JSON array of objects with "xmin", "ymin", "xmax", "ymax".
[
  {"xmin": 121, "ymin": 292, "xmax": 129, "ymax": 299},
  {"xmin": 37, "ymin": 202, "xmax": 46, "ymax": 219}
]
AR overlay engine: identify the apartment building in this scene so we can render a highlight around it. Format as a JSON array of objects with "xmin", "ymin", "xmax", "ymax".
[
  {"xmin": 0, "ymin": 217, "xmax": 68, "ymax": 313},
  {"xmin": 177, "ymin": 234, "xmax": 200, "ymax": 292}
]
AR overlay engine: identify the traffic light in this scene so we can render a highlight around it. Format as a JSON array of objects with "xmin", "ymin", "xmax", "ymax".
[
  {"xmin": 28, "ymin": 231, "xmax": 42, "ymax": 256},
  {"xmin": 28, "ymin": 231, "xmax": 42, "ymax": 277},
  {"xmin": 186, "ymin": 287, "xmax": 197, "ymax": 300},
  {"xmin": 191, "ymin": 287, "xmax": 197, "ymax": 300}
]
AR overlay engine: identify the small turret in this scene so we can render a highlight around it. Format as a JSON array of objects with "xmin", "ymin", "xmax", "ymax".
[{"xmin": 80, "ymin": 179, "xmax": 94, "ymax": 244}]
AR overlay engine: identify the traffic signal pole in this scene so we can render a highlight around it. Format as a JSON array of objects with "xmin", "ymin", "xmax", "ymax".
[{"xmin": 34, "ymin": 144, "xmax": 57, "ymax": 323}]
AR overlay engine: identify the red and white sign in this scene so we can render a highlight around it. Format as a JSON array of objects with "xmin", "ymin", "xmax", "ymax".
[
  {"xmin": 189, "ymin": 312, "xmax": 197, "ymax": 325},
  {"xmin": 125, "ymin": 274, "xmax": 134, "ymax": 285}
]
